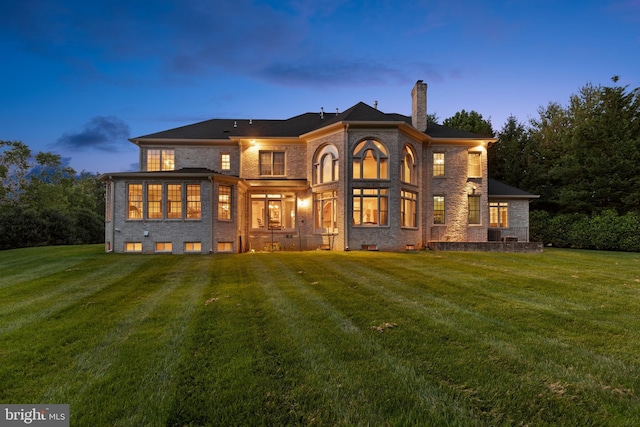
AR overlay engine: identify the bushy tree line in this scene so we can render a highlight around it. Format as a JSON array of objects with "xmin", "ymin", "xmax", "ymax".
[
  {"xmin": 0, "ymin": 141, "xmax": 104, "ymax": 250},
  {"xmin": 488, "ymin": 78, "xmax": 640, "ymax": 250}
]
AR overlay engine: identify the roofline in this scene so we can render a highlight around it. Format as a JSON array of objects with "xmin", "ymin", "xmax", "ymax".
[
  {"xmin": 489, "ymin": 194, "xmax": 540, "ymax": 199},
  {"xmin": 129, "ymin": 138, "xmax": 237, "ymax": 146}
]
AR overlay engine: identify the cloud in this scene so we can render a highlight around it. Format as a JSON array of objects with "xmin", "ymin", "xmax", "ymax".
[{"xmin": 55, "ymin": 116, "xmax": 131, "ymax": 152}]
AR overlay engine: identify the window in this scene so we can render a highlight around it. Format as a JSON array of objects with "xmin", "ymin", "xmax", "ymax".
[
  {"xmin": 353, "ymin": 140, "xmax": 388, "ymax": 180},
  {"xmin": 490, "ymin": 202, "xmax": 509, "ymax": 227},
  {"xmin": 433, "ymin": 196, "xmax": 445, "ymax": 224},
  {"xmin": 105, "ymin": 182, "xmax": 112, "ymax": 222},
  {"xmin": 217, "ymin": 242, "xmax": 233, "ymax": 252},
  {"xmin": 353, "ymin": 189, "xmax": 388, "ymax": 226},
  {"xmin": 155, "ymin": 242, "xmax": 172, "ymax": 253},
  {"xmin": 184, "ymin": 242, "xmax": 202, "ymax": 253},
  {"xmin": 468, "ymin": 196, "xmax": 481, "ymax": 225},
  {"xmin": 468, "ymin": 152, "xmax": 482, "ymax": 178},
  {"xmin": 314, "ymin": 191, "xmax": 337, "ymax": 232},
  {"xmin": 401, "ymin": 191, "xmax": 417, "ymax": 228},
  {"xmin": 259, "ymin": 151, "xmax": 285, "ymax": 176},
  {"xmin": 147, "ymin": 149, "xmax": 174, "ymax": 171},
  {"xmin": 186, "ymin": 184, "xmax": 201, "ymax": 219},
  {"xmin": 313, "ymin": 145, "xmax": 339, "ymax": 184},
  {"xmin": 127, "ymin": 184, "xmax": 143, "ymax": 219},
  {"xmin": 251, "ymin": 193, "xmax": 296, "ymax": 229},
  {"xmin": 147, "ymin": 184, "xmax": 162, "ymax": 219},
  {"xmin": 218, "ymin": 185, "xmax": 231, "ymax": 220},
  {"xmin": 167, "ymin": 184, "xmax": 182, "ymax": 219},
  {"xmin": 125, "ymin": 242, "xmax": 142, "ymax": 252},
  {"xmin": 221, "ymin": 153, "xmax": 230, "ymax": 171},
  {"xmin": 401, "ymin": 146, "xmax": 417, "ymax": 184},
  {"xmin": 433, "ymin": 153, "xmax": 445, "ymax": 177}
]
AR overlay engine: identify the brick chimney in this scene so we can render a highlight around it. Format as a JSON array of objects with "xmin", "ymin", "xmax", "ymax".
[{"xmin": 411, "ymin": 80, "xmax": 427, "ymax": 131}]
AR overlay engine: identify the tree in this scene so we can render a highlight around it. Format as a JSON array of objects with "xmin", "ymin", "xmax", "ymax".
[{"xmin": 443, "ymin": 110, "xmax": 495, "ymax": 137}]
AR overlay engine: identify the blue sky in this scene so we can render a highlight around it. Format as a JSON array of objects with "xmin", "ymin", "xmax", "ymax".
[{"xmin": 1, "ymin": 0, "xmax": 639, "ymax": 174}]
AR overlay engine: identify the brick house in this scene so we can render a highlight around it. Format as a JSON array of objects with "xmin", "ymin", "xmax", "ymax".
[{"xmin": 100, "ymin": 81, "xmax": 538, "ymax": 254}]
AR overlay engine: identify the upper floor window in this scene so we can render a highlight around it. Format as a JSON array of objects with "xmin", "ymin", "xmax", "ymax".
[
  {"xmin": 353, "ymin": 140, "xmax": 388, "ymax": 180},
  {"xmin": 313, "ymin": 145, "xmax": 339, "ymax": 184},
  {"xmin": 147, "ymin": 149, "xmax": 174, "ymax": 171},
  {"xmin": 468, "ymin": 152, "xmax": 482, "ymax": 178},
  {"xmin": 221, "ymin": 153, "xmax": 230, "ymax": 171},
  {"xmin": 401, "ymin": 145, "xmax": 417, "ymax": 184},
  {"xmin": 127, "ymin": 184, "xmax": 143, "ymax": 219},
  {"xmin": 490, "ymin": 202, "xmax": 509, "ymax": 228},
  {"xmin": 433, "ymin": 153, "xmax": 445, "ymax": 177},
  {"xmin": 260, "ymin": 151, "xmax": 285, "ymax": 176},
  {"xmin": 218, "ymin": 185, "xmax": 231, "ymax": 220}
]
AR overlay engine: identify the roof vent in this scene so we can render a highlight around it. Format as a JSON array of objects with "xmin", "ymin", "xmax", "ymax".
[
  {"xmin": 320, "ymin": 107, "xmax": 324, "ymax": 119},
  {"xmin": 249, "ymin": 119, "xmax": 252, "ymax": 125},
  {"xmin": 374, "ymin": 100, "xmax": 378, "ymax": 110},
  {"xmin": 336, "ymin": 108, "xmax": 339, "ymax": 115},
  {"xmin": 233, "ymin": 121, "xmax": 237, "ymax": 128}
]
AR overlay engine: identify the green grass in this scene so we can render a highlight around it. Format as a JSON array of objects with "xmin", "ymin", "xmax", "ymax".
[{"xmin": 1, "ymin": 245, "xmax": 640, "ymax": 426}]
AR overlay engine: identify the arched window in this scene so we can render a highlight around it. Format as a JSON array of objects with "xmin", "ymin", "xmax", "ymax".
[
  {"xmin": 401, "ymin": 145, "xmax": 416, "ymax": 184},
  {"xmin": 352, "ymin": 139, "xmax": 388, "ymax": 180},
  {"xmin": 313, "ymin": 145, "xmax": 339, "ymax": 184}
]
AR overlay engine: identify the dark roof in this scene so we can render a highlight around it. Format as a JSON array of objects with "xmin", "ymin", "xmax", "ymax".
[
  {"xmin": 133, "ymin": 101, "xmax": 493, "ymax": 141},
  {"xmin": 488, "ymin": 179, "xmax": 539, "ymax": 199}
]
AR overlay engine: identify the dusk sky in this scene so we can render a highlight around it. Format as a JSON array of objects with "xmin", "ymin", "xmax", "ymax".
[{"xmin": 1, "ymin": 0, "xmax": 639, "ymax": 174}]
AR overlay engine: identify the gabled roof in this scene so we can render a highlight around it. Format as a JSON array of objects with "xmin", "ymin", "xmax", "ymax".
[
  {"xmin": 488, "ymin": 179, "xmax": 539, "ymax": 199},
  {"xmin": 131, "ymin": 101, "xmax": 493, "ymax": 142}
]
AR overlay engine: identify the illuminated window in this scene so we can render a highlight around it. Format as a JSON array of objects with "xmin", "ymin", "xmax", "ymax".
[
  {"xmin": 353, "ymin": 188, "xmax": 388, "ymax": 226},
  {"xmin": 251, "ymin": 193, "xmax": 296, "ymax": 229},
  {"xmin": 147, "ymin": 149, "xmax": 174, "ymax": 171},
  {"xmin": 401, "ymin": 191, "xmax": 417, "ymax": 228},
  {"xmin": 155, "ymin": 242, "xmax": 172, "ymax": 253},
  {"xmin": 218, "ymin": 185, "xmax": 231, "ymax": 220},
  {"xmin": 401, "ymin": 146, "xmax": 417, "ymax": 184},
  {"xmin": 186, "ymin": 184, "xmax": 201, "ymax": 219},
  {"xmin": 259, "ymin": 151, "xmax": 285, "ymax": 176},
  {"xmin": 184, "ymin": 242, "xmax": 202, "ymax": 253},
  {"xmin": 221, "ymin": 153, "xmax": 230, "ymax": 170},
  {"xmin": 468, "ymin": 152, "xmax": 482, "ymax": 178},
  {"xmin": 433, "ymin": 196, "xmax": 445, "ymax": 224},
  {"xmin": 490, "ymin": 202, "xmax": 509, "ymax": 227},
  {"xmin": 127, "ymin": 184, "xmax": 143, "ymax": 219},
  {"xmin": 313, "ymin": 145, "xmax": 339, "ymax": 184},
  {"xmin": 167, "ymin": 184, "xmax": 182, "ymax": 219},
  {"xmin": 353, "ymin": 140, "xmax": 388, "ymax": 180},
  {"xmin": 217, "ymin": 242, "xmax": 233, "ymax": 252},
  {"xmin": 433, "ymin": 153, "xmax": 445, "ymax": 177},
  {"xmin": 147, "ymin": 184, "xmax": 162, "ymax": 219},
  {"xmin": 468, "ymin": 196, "xmax": 481, "ymax": 225},
  {"xmin": 314, "ymin": 191, "xmax": 337, "ymax": 233},
  {"xmin": 125, "ymin": 242, "xmax": 142, "ymax": 252}
]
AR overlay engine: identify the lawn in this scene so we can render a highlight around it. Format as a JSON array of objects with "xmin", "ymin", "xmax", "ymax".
[{"xmin": 1, "ymin": 245, "xmax": 639, "ymax": 426}]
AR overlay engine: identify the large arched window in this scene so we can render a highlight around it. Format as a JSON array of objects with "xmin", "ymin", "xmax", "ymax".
[
  {"xmin": 313, "ymin": 145, "xmax": 339, "ymax": 184},
  {"xmin": 401, "ymin": 145, "xmax": 417, "ymax": 184},
  {"xmin": 352, "ymin": 139, "xmax": 388, "ymax": 180}
]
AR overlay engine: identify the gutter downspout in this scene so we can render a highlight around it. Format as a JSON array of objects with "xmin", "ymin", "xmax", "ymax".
[{"xmin": 343, "ymin": 124, "xmax": 349, "ymax": 250}]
